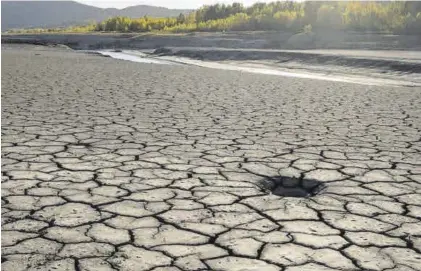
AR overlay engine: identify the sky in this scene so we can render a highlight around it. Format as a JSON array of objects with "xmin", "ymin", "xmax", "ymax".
[{"xmin": 77, "ymin": 0, "xmax": 271, "ymax": 9}]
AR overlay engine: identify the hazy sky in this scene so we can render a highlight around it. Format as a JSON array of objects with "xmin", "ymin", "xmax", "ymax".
[{"xmin": 77, "ymin": 0, "xmax": 271, "ymax": 9}]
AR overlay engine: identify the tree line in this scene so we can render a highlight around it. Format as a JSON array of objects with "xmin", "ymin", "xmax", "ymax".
[{"xmin": 8, "ymin": 1, "xmax": 421, "ymax": 34}]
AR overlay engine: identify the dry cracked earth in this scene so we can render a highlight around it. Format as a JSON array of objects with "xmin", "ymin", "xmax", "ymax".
[{"xmin": 2, "ymin": 45, "xmax": 421, "ymax": 271}]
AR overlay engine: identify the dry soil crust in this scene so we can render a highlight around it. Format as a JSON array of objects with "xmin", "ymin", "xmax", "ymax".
[{"xmin": 2, "ymin": 45, "xmax": 421, "ymax": 271}]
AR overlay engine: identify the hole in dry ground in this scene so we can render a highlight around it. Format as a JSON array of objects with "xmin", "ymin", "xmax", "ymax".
[
  {"xmin": 258, "ymin": 176, "xmax": 325, "ymax": 198},
  {"xmin": 71, "ymin": 143, "xmax": 91, "ymax": 147}
]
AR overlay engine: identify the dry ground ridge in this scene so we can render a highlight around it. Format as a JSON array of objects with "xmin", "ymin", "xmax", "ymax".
[{"xmin": 2, "ymin": 45, "xmax": 421, "ymax": 271}]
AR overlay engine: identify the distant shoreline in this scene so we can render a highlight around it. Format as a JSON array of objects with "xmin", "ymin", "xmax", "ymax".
[{"xmin": 3, "ymin": 31, "xmax": 421, "ymax": 52}]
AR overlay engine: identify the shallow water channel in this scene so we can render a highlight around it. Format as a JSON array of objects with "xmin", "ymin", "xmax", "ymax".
[{"xmin": 94, "ymin": 50, "xmax": 421, "ymax": 87}]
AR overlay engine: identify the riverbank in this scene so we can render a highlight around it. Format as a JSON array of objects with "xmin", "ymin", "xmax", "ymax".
[
  {"xmin": 3, "ymin": 32, "xmax": 421, "ymax": 86},
  {"xmin": 89, "ymin": 48, "xmax": 420, "ymax": 87},
  {"xmin": 3, "ymin": 31, "xmax": 421, "ymax": 51}
]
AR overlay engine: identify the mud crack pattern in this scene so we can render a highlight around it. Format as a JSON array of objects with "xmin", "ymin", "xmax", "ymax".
[{"xmin": 2, "ymin": 46, "xmax": 421, "ymax": 271}]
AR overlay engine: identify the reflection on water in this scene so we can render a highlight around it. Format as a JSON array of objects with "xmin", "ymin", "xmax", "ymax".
[
  {"xmin": 93, "ymin": 50, "xmax": 420, "ymax": 87},
  {"xmin": 97, "ymin": 50, "xmax": 174, "ymax": 65}
]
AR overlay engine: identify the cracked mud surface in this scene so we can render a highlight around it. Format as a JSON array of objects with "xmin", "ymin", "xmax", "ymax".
[{"xmin": 2, "ymin": 45, "xmax": 421, "ymax": 271}]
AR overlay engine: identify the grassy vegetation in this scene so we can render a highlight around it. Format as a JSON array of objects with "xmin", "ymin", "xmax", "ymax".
[{"xmin": 6, "ymin": 1, "xmax": 421, "ymax": 34}]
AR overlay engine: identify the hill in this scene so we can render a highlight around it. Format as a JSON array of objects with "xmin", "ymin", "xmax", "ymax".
[{"xmin": 1, "ymin": 1, "xmax": 191, "ymax": 30}]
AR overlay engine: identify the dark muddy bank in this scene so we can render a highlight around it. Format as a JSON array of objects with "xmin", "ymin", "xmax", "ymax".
[{"xmin": 152, "ymin": 47, "xmax": 421, "ymax": 73}]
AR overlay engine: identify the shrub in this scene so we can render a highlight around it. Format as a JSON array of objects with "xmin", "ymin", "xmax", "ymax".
[{"xmin": 303, "ymin": 24, "xmax": 312, "ymax": 33}]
